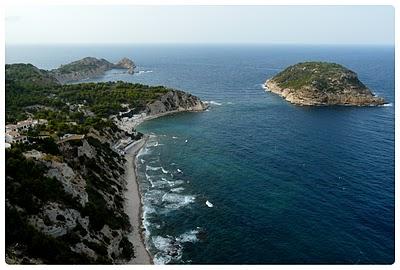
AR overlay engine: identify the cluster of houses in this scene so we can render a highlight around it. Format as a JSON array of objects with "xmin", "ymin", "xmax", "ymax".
[{"xmin": 5, "ymin": 118, "xmax": 48, "ymax": 146}]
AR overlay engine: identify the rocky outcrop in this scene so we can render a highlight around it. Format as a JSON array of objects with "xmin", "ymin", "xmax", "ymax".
[
  {"xmin": 115, "ymin": 58, "xmax": 136, "ymax": 74},
  {"xmin": 51, "ymin": 57, "xmax": 136, "ymax": 83},
  {"xmin": 146, "ymin": 90, "xmax": 207, "ymax": 115},
  {"xmin": 264, "ymin": 62, "xmax": 386, "ymax": 106}
]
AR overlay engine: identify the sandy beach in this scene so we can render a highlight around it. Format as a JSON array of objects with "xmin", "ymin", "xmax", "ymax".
[
  {"xmin": 123, "ymin": 136, "xmax": 153, "ymax": 264},
  {"xmin": 121, "ymin": 109, "xmax": 206, "ymax": 264}
]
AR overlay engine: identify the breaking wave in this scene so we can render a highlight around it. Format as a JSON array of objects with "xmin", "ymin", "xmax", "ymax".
[
  {"xmin": 204, "ymin": 100, "xmax": 222, "ymax": 106},
  {"xmin": 136, "ymin": 70, "xmax": 153, "ymax": 74},
  {"xmin": 152, "ymin": 229, "xmax": 200, "ymax": 264}
]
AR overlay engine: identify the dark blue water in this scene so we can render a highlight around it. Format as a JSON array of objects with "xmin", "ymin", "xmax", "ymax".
[{"xmin": 6, "ymin": 45, "xmax": 395, "ymax": 264}]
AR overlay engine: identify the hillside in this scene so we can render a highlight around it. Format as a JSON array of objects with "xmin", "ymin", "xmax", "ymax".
[
  {"xmin": 6, "ymin": 64, "xmax": 59, "ymax": 88},
  {"xmin": 50, "ymin": 57, "xmax": 136, "ymax": 84},
  {"xmin": 5, "ymin": 62, "xmax": 206, "ymax": 264},
  {"xmin": 264, "ymin": 62, "xmax": 385, "ymax": 106}
]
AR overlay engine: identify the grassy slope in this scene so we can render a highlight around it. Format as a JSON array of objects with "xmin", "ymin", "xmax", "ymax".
[{"xmin": 271, "ymin": 61, "xmax": 366, "ymax": 92}]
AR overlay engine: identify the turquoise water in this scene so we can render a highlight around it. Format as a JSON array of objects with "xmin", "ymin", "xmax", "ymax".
[{"xmin": 6, "ymin": 45, "xmax": 395, "ymax": 264}]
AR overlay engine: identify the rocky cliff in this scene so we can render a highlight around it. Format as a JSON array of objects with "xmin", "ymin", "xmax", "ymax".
[
  {"xmin": 146, "ymin": 90, "xmax": 207, "ymax": 115},
  {"xmin": 264, "ymin": 62, "xmax": 385, "ymax": 106},
  {"xmin": 50, "ymin": 57, "xmax": 136, "ymax": 84},
  {"xmin": 115, "ymin": 58, "xmax": 136, "ymax": 74},
  {"xmin": 6, "ymin": 127, "xmax": 138, "ymax": 264}
]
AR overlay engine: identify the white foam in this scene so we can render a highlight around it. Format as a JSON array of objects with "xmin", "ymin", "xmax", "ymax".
[
  {"xmin": 174, "ymin": 180, "xmax": 185, "ymax": 186},
  {"xmin": 152, "ymin": 236, "xmax": 181, "ymax": 264},
  {"xmin": 145, "ymin": 172, "xmax": 156, "ymax": 187},
  {"xmin": 177, "ymin": 229, "xmax": 199, "ymax": 243},
  {"xmin": 162, "ymin": 193, "xmax": 195, "ymax": 209},
  {"xmin": 171, "ymin": 187, "xmax": 185, "ymax": 193},
  {"xmin": 167, "ymin": 180, "xmax": 175, "ymax": 187},
  {"xmin": 185, "ymin": 139, "xmax": 188, "ymax": 143},
  {"xmin": 148, "ymin": 178, "xmax": 155, "ymax": 188},
  {"xmin": 143, "ymin": 205, "xmax": 156, "ymax": 215},
  {"xmin": 226, "ymin": 102, "xmax": 234, "ymax": 105},
  {"xmin": 140, "ymin": 158, "xmax": 145, "ymax": 164},
  {"xmin": 177, "ymin": 168, "xmax": 182, "ymax": 173},
  {"xmin": 162, "ymin": 167, "xmax": 169, "ymax": 174},
  {"xmin": 137, "ymin": 146, "xmax": 151, "ymax": 157},
  {"xmin": 205, "ymin": 100, "xmax": 222, "ymax": 106},
  {"xmin": 383, "ymin": 103, "xmax": 393, "ymax": 107},
  {"xmin": 137, "ymin": 70, "xmax": 153, "ymax": 74},
  {"xmin": 146, "ymin": 165, "xmax": 162, "ymax": 171},
  {"xmin": 147, "ymin": 140, "xmax": 162, "ymax": 147},
  {"xmin": 172, "ymin": 136, "xmax": 178, "ymax": 139},
  {"xmin": 144, "ymin": 189, "xmax": 164, "ymax": 205},
  {"xmin": 151, "ymin": 229, "xmax": 199, "ymax": 264}
]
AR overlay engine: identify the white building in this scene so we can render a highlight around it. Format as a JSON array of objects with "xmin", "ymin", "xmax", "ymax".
[
  {"xmin": 5, "ymin": 118, "xmax": 47, "ymax": 144},
  {"xmin": 5, "ymin": 131, "xmax": 28, "ymax": 144}
]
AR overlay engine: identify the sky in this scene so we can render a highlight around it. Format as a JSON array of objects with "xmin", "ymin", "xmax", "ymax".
[{"xmin": 5, "ymin": 5, "xmax": 395, "ymax": 45}]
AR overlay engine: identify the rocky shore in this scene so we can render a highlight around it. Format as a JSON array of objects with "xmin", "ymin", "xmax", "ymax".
[{"xmin": 264, "ymin": 62, "xmax": 386, "ymax": 106}]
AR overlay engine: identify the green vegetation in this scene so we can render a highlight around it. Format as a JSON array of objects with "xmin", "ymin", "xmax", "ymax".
[
  {"xmin": 57, "ymin": 81, "xmax": 169, "ymax": 117},
  {"xmin": 119, "ymin": 237, "xmax": 135, "ymax": 260},
  {"xmin": 6, "ymin": 136, "xmax": 131, "ymax": 263},
  {"xmin": 6, "ymin": 62, "xmax": 170, "ymax": 124},
  {"xmin": 6, "ymin": 63, "xmax": 59, "ymax": 88},
  {"xmin": 5, "ymin": 148, "xmax": 93, "ymax": 264},
  {"xmin": 6, "ymin": 64, "xmax": 61, "ymax": 122},
  {"xmin": 5, "ymin": 62, "xmax": 172, "ymax": 263},
  {"xmin": 80, "ymin": 137, "xmax": 130, "ymax": 231},
  {"xmin": 6, "ymin": 148, "xmax": 79, "ymax": 214},
  {"xmin": 50, "ymin": 57, "xmax": 112, "ymax": 74},
  {"xmin": 271, "ymin": 61, "xmax": 366, "ymax": 91},
  {"xmin": 6, "ymin": 207, "xmax": 93, "ymax": 264}
]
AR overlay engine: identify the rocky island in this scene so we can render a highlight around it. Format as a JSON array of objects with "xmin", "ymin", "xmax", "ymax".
[
  {"xmin": 5, "ymin": 61, "xmax": 206, "ymax": 264},
  {"xmin": 264, "ymin": 61, "xmax": 385, "ymax": 106},
  {"xmin": 50, "ymin": 57, "xmax": 136, "ymax": 84}
]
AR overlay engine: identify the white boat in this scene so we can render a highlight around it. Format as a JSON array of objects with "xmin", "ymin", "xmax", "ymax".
[{"xmin": 206, "ymin": 200, "xmax": 213, "ymax": 208}]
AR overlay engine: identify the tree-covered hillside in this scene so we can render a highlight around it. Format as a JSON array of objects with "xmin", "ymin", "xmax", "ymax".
[{"xmin": 6, "ymin": 63, "xmax": 169, "ymax": 123}]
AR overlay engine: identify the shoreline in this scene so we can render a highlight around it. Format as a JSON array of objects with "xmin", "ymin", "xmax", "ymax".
[
  {"xmin": 122, "ymin": 109, "xmax": 207, "ymax": 264},
  {"xmin": 264, "ymin": 79, "xmax": 386, "ymax": 107},
  {"xmin": 123, "ymin": 135, "xmax": 153, "ymax": 264}
]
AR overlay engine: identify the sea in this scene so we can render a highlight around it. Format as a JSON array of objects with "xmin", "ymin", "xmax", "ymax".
[{"xmin": 6, "ymin": 44, "xmax": 395, "ymax": 264}]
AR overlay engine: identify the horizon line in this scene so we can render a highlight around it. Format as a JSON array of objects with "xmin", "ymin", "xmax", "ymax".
[{"xmin": 5, "ymin": 42, "xmax": 395, "ymax": 47}]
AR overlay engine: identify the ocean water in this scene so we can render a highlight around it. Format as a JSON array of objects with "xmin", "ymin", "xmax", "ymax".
[{"xmin": 6, "ymin": 45, "xmax": 395, "ymax": 264}]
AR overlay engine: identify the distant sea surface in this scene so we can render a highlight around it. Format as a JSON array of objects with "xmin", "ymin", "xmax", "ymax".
[{"xmin": 6, "ymin": 44, "xmax": 395, "ymax": 264}]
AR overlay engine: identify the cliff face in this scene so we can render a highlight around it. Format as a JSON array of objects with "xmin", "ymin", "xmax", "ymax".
[
  {"xmin": 264, "ymin": 62, "xmax": 385, "ymax": 106},
  {"xmin": 6, "ymin": 127, "xmax": 137, "ymax": 264},
  {"xmin": 146, "ymin": 90, "xmax": 207, "ymax": 115},
  {"xmin": 115, "ymin": 58, "xmax": 136, "ymax": 74},
  {"xmin": 50, "ymin": 57, "xmax": 136, "ymax": 84}
]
